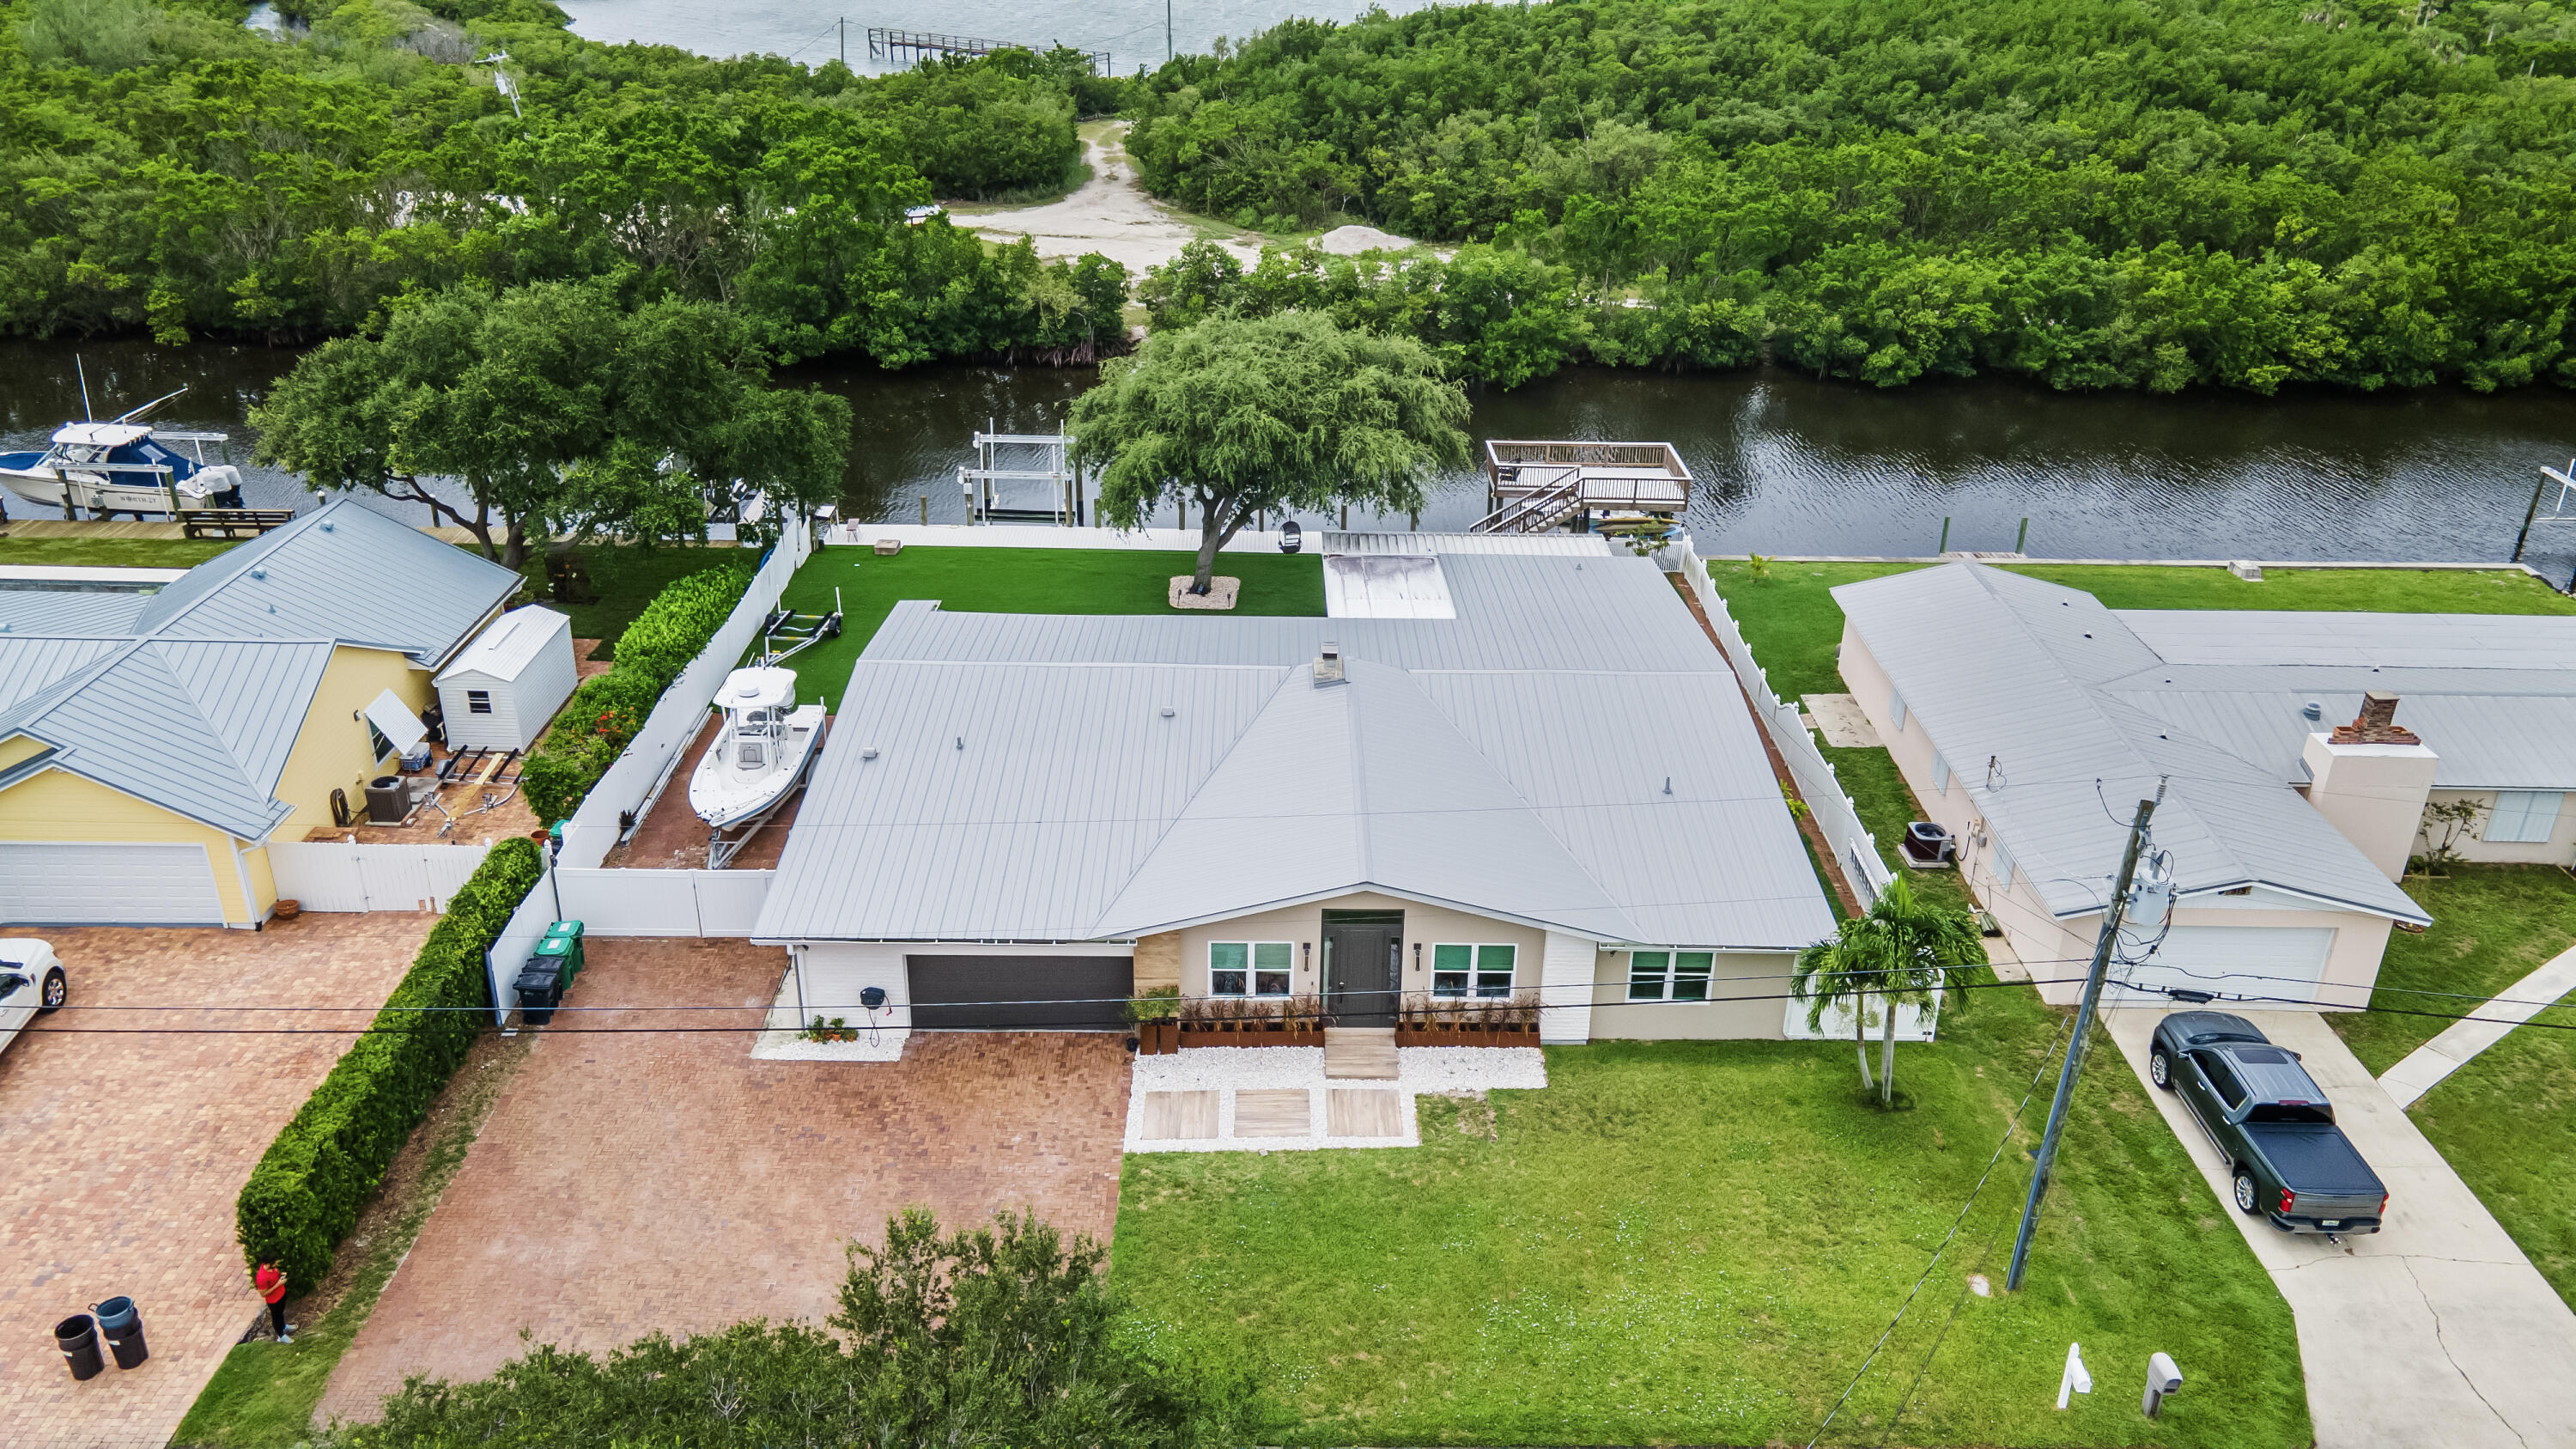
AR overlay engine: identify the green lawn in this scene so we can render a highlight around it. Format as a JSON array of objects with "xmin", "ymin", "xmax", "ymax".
[
  {"xmin": 2411, "ymin": 955, "xmax": 2576, "ymax": 1311},
  {"xmin": 0, "ymin": 535, "xmax": 240, "ymax": 569},
  {"xmin": 2328, "ymin": 867, "xmax": 2576, "ymax": 1075},
  {"xmin": 517, "ymin": 543, "xmax": 755, "ymax": 657},
  {"xmin": 1707, "ymin": 561, "xmax": 2576, "ymax": 702},
  {"xmin": 1116, "ymin": 1004, "xmax": 2307, "ymax": 1446},
  {"xmin": 764, "ymin": 545, "xmax": 1327, "ymax": 709}
]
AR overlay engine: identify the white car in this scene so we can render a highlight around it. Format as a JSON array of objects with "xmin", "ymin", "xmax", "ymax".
[{"xmin": 0, "ymin": 938, "xmax": 67, "ymax": 1050}]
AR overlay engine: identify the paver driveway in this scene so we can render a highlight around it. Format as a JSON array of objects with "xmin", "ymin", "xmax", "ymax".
[
  {"xmin": 0, "ymin": 915, "xmax": 432, "ymax": 1449},
  {"xmin": 2107, "ymin": 1007, "xmax": 2576, "ymax": 1449},
  {"xmin": 319, "ymin": 937, "xmax": 1130, "ymax": 1424}
]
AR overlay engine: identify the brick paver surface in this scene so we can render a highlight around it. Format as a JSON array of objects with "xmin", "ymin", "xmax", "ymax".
[
  {"xmin": 607, "ymin": 716, "xmax": 813, "ymax": 869},
  {"xmin": 0, "ymin": 914, "xmax": 432, "ymax": 1449},
  {"xmin": 319, "ymin": 938, "xmax": 1130, "ymax": 1424}
]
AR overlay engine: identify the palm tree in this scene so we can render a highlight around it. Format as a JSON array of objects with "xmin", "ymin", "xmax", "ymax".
[
  {"xmin": 1794, "ymin": 922, "xmax": 1885, "ymax": 1094},
  {"xmin": 1795, "ymin": 875, "xmax": 1987, "ymax": 1106}
]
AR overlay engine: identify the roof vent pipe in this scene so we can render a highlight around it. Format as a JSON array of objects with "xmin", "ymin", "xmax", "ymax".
[
  {"xmin": 1314, "ymin": 642, "xmax": 1344, "ymax": 686},
  {"xmin": 2302, "ymin": 701, "xmax": 2323, "ymax": 721}
]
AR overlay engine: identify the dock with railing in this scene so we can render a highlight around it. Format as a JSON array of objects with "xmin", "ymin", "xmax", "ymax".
[
  {"xmin": 1473, "ymin": 440, "xmax": 1692, "ymax": 534},
  {"xmin": 865, "ymin": 27, "xmax": 1113, "ymax": 75}
]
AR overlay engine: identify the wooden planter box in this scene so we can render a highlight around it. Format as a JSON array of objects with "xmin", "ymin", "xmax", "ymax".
[
  {"xmin": 1133, "ymin": 1020, "xmax": 1181, "ymax": 1055},
  {"xmin": 1179, "ymin": 1020, "xmax": 1325, "ymax": 1048},
  {"xmin": 1396, "ymin": 1020, "xmax": 1539, "ymax": 1048}
]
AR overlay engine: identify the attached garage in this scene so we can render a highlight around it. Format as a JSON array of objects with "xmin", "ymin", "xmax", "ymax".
[
  {"xmin": 2105, "ymin": 925, "xmax": 2336, "ymax": 1008},
  {"xmin": 0, "ymin": 842, "xmax": 228, "ymax": 926},
  {"xmin": 907, "ymin": 954, "xmax": 1133, "ymax": 1030}
]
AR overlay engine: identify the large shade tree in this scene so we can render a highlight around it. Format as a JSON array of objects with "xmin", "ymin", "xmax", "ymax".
[
  {"xmin": 252, "ymin": 281, "xmax": 852, "ymax": 566},
  {"xmin": 1070, "ymin": 310, "xmax": 1471, "ymax": 595},
  {"xmin": 1793, "ymin": 874, "xmax": 1984, "ymax": 1106}
]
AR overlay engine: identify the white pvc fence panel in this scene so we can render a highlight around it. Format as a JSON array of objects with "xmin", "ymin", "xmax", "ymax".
[
  {"xmin": 1782, "ymin": 991, "xmax": 1940, "ymax": 1043},
  {"xmin": 1671, "ymin": 543, "xmax": 1895, "ymax": 907},
  {"xmin": 484, "ymin": 861, "xmax": 562, "ymax": 1026},
  {"xmin": 555, "ymin": 868, "xmax": 775, "ymax": 937},
  {"xmin": 270, "ymin": 841, "xmax": 493, "ymax": 913},
  {"xmin": 557, "ymin": 520, "xmax": 815, "ymax": 869}
]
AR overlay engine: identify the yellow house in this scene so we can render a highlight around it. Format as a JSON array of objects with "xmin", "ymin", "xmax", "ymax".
[{"xmin": 0, "ymin": 502, "xmax": 520, "ymax": 926}]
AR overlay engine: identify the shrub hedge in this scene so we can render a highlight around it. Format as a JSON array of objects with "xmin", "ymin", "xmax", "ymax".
[
  {"xmin": 523, "ymin": 564, "xmax": 756, "ymax": 824},
  {"xmin": 236, "ymin": 837, "xmax": 546, "ymax": 1288}
]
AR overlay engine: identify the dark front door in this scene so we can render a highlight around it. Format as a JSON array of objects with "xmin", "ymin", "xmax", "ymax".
[{"xmin": 1322, "ymin": 910, "xmax": 1404, "ymax": 1028}]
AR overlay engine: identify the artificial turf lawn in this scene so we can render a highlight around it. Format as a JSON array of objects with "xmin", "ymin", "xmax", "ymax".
[
  {"xmin": 762, "ymin": 545, "xmax": 1327, "ymax": 708},
  {"xmin": 2329, "ymin": 866, "xmax": 2576, "ymax": 1075},
  {"xmin": 1115, "ymin": 1012, "xmax": 2308, "ymax": 1447}
]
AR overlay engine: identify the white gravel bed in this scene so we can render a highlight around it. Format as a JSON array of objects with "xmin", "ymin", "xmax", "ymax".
[
  {"xmin": 1122, "ymin": 1044, "xmax": 1544, "ymax": 1154},
  {"xmin": 749, "ymin": 971, "xmax": 906, "ymax": 1062}
]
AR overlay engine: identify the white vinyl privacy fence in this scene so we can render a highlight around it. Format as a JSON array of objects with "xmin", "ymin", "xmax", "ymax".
[
  {"xmin": 556, "ymin": 519, "xmax": 814, "ymax": 870},
  {"xmin": 270, "ymin": 841, "xmax": 493, "ymax": 913},
  {"xmin": 1669, "ymin": 542, "xmax": 1895, "ymax": 908},
  {"xmin": 555, "ymin": 868, "xmax": 774, "ymax": 937}
]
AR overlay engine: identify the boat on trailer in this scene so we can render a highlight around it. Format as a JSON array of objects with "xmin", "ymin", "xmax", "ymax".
[
  {"xmin": 0, "ymin": 388, "xmax": 246, "ymax": 518},
  {"xmin": 689, "ymin": 667, "xmax": 825, "ymax": 866}
]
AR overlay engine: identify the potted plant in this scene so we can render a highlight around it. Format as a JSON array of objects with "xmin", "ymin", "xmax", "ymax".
[
  {"xmin": 799, "ymin": 1014, "xmax": 858, "ymax": 1044},
  {"xmin": 1127, "ymin": 986, "xmax": 1182, "ymax": 1055}
]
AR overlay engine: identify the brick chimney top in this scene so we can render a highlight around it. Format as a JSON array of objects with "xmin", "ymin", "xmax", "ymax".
[{"xmin": 2330, "ymin": 691, "xmax": 2421, "ymax": 746}]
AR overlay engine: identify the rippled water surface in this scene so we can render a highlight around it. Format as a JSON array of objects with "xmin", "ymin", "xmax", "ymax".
[{"xmin": 8, "ymin": 343, "xmax": 2573, "ymax": 579}]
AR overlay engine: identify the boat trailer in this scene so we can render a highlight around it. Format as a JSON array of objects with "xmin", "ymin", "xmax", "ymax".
[{"xmin": 756, "ymin": 588, "xmax": 843, "ymax": 667}]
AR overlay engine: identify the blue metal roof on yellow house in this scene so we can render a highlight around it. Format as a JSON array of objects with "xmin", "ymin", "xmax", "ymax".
[{"xmin": 0, "ymin": 502, "xmax": 520, "ymax": 838}]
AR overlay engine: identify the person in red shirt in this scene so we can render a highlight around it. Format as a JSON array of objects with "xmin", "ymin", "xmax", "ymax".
[{"xmin": 252, "ymin": 1262, "xmax": 295, "ymax": 1344}]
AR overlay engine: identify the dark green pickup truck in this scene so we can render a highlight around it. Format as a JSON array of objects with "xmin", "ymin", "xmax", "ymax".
[{"xmin": 2149, "ymin": 1011, "xmax": 2387, "ymax": 1238}]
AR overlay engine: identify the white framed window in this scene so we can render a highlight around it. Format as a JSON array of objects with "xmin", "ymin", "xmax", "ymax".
[
  {"xmin": 466, "ymin": 689, "xmax": 493, "ymax": 715},
  {"xmin": 1431, "ymin": 943, "xmax": 1516, "ymax": 998},
  {"xmin": 1627, "ymin": 950, "xmax": 1716, "ymax": 1002},
  {"xmin": 1989, "ymin": 838, "xmax": 2016, "ymax": 892},
  {"xmin": 1931, "ymin": 752, "xmax": 1953, "ymax": 795},
  {"xmin": 2487, "ymin": 791, "xmax": 2563, "ymax": 844},
  {"xmin": 1210, "ymin": 941, "xmax": 1292, "ymax": 996},
  {"xmin": 1888, "ymin": 687, "xmax": 1908, "ymax": 731},
  {"xmin": 365, "ymin": 720, "xmax": 393, "ymax": 761}
]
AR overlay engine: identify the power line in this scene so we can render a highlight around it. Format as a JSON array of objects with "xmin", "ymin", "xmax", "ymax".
[{"xmin": 1805, "ymin": 1012, "xmax": 2073, "ymax": 1449}]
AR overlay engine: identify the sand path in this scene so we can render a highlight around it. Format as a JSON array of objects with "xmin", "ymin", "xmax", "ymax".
[{"xmin": 961, "ymin": 122, "xmax": 1263, "ymax": 275}]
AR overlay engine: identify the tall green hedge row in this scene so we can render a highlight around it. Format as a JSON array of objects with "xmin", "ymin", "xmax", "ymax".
[
  {"xmin": 523, "ymin": 564, "xmax": 757, "ymax": 824},
  {"xmin": 236, "ymin": 837, "xmax": 547, "ymax": 1288}
]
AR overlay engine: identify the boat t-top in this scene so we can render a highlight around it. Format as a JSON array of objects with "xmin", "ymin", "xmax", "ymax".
[
  {"xmin": 0, "ymin": 387, "xmax": 245, "ymax": 519},
  {"xmin": 689, "ymin": 667, "xmax": 825, "ymax": 867}
]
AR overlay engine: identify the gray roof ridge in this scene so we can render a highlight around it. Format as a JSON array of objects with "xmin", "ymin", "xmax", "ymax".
[
  {"xmin": 127, "ymin": 500, "xmax": 337, "ymax": 637},
  {"xmin": 1344, "ymin": 664, "xmax": 1372, "ymax": 884},
  {"xmin": 1912, "ymin": 564, "xmax": 2263, "ymax": 895},
  {"xmin": 0, "ymin": 638, "xmax": 151, "ymax": 736}
]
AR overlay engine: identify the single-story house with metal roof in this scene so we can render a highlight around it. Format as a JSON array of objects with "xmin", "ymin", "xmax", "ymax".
[
  {"xmin": 1831, "ymin": 563, "xmax": 2576, "ymax": 1011},
  {"xmin": 752, "ymin": 548, "xmax": 1837, "ymax": 1044},
  {"xmin": 0, "ymin": 501, "xmax": 524, "ymax": 926}
]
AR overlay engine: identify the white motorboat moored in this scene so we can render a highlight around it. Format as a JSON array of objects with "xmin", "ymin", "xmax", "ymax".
[
  {"xmin": 0, "ymin": 398, "xmax": 246, "ymax": 519},
  {"xmin": 689, "ymin": 667, "xmax": 823, "ymax": 853}
]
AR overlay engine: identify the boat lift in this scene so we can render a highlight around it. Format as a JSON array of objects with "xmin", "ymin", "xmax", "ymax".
[
  {"xmin": 755, "ymin": 588, "xmax": 844, "ymax": 667},
  {"xmin": 962, "ymin": 422, "xmax": 1084, "ymax": 525},
  {"xmin": 2512, "ymin": 459, "xmax": 2576, "ymax": 585}
]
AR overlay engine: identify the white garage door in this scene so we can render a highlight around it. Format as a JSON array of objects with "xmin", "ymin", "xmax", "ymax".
[
  {"xmin": 0, "ymin": 843, "xmax": 227, "ymax": 926},
  {"xmin": 2105, "ymin": 925, "xmax": 2335, "ymax": 1009}
]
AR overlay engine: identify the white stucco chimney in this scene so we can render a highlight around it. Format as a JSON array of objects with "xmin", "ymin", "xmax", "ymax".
[{"xmin": 2300, "ymin": 691, "xmax": 2438, "ymax": 881}]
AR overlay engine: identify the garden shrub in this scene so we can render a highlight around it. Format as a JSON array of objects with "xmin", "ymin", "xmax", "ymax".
[
  {"xmin": 521, "ymin": 564, "xmax": 755, "ymax": 823},
  {"xmin": 236, "ymin": 837, "xmax": 545, "ymax": 1288}
]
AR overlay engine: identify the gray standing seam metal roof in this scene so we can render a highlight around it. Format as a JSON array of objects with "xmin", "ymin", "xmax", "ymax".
[
  {"xmin": 0, "ymin": 588, "xmax": 154, "ymax": 636},
  {"xmin": 0, "ymin": 500, "xmax": 523, "ymax": 838},
  {"xmin": 1832, "ymin": 564, "xmax": 2428, "ymax": 925},
  {"xmin": 756, "ymin": 552, "xmax": 1834, "ymax": 948}
]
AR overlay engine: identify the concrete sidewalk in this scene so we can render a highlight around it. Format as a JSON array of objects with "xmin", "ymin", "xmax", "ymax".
[
  {"xmin": 2378, "ymin": 941, "xmax": 2576, "ymax": 1107},
  {"xmin": 2105, "ymin": 1008, "xmax": 2576, "ymax": 1449}
]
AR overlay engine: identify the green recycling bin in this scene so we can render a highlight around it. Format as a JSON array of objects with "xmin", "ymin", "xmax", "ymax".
[{"xmin": 536, "ymin": 921, "xmax": 585, "ymax": 987}]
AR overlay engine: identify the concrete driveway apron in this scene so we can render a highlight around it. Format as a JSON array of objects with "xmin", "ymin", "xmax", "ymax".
[{"xmin": 2106, "ymin": 1008, "xmax": 2576, "ymax": 1449}]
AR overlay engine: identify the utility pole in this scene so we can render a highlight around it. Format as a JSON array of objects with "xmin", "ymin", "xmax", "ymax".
[
  {"xmin": 1168, "ymin": 0, "xmax": 1174, "ymax": 63},
  {"xmin": 2005, "ymin": 784, "xmax": 2161, "ymax": 1292},
  {"xmin": 839, "ymin": 16, "xmax": 845, "ymax": 69}
]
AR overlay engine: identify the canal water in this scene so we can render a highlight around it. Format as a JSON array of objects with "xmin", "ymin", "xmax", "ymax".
[{"xmin": 5, "ymin": 342, "xmax": 2573, "ymax": 578}]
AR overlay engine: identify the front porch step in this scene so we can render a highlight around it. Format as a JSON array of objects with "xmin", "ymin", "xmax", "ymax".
[{"xmin": 1323, "ymin": 1027, "xmax": 1399, "ymax": 1080}]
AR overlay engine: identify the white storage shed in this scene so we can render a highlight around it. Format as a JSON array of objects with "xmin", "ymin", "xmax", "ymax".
[{"xmin": 434, "ymin": 606, "xmax": 577, "ymax": 751}]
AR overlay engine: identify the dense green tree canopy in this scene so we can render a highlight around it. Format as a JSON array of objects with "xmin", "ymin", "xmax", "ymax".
[
  {"xmin": 0, "ymin": 0, "xmax": 1121, "ymax": 363},
  {"xmin": 1127, "ymin": 0, "xmax": 2576, "ymax": 393},
  {"xmin": 1071, "ymin": 310, "xmax": 1472, "ymax": 592},
  {"xmin": 251, "ymin": 279, "xmax": 851, "ymax": 561},
  {"xmin": 325, "ymin": 1210, "xmax": 1257, "ymax": 1449}
]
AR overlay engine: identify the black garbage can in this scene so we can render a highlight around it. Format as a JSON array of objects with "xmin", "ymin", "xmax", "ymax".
[
  {"xmin": 513, "ymin": 958, "xmax": 564, "ymax": 1025},
  {"xmin": 56, "ymin": 1314, "xmax": 102, "ymax": 1381},
  {"xmin": 93, "ymin": 1297, "xmax": 147, "ymax": 1369}
]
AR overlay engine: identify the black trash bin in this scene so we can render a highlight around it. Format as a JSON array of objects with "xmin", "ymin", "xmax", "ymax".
[
  {"xmin": 56, "ymin": 1314, "xmax": 102, "ymax": 1381},
  {"xmin": 513, "ymin": 958, "xmax": 565, "ymax": 1025},
  {"xmin": 93, "ymin": 1297, "xmax": 147, "ymax": 1369}
]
